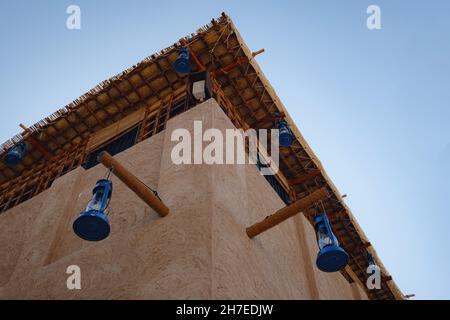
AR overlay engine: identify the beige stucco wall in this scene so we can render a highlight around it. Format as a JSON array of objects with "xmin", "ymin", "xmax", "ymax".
[{"xmin": 0, "ymin": 99, "xmax": 368, "ymax": 300}]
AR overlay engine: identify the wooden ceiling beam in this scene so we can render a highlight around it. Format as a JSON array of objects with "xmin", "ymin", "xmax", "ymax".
[
  {"xmin": 112, "ymin": 81, "xmax": 137, "ymax": 112},
  {"xmin": 252, "ymin": 112, "xmax": 286, "ymax": 128},
  {"xmin": 154, "ymin": 59, "xmax": 176, "ymax": 91},
  {"xmin": 289, "ymin": 170, "xmax": 321, "ymax": 186},
  {"xmin": 136, "ymin": 71, "xmax": 165, "ymax": 102},
  {"xmin": 19, "ymin": 124, "xmax": 53, "ymax": 161},
  {"xmin": 84, "ymin": 103, "xmax": 105, "ymax": 128},
  {"xmin": 104, "ymin": 89, "xmax": 125, "ymax": 116}
]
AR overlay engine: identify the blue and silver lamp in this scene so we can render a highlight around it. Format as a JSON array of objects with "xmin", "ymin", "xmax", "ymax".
[
  {"xmin": 276, "ymin": 119, "xmax": 294, "ymax": 147},
  {"xmin": 174, "ymin": 47, "xmax": 191, "ymax": 74},
  {"xmin": 5, "ymin": 140, "xmax": 27, "ymax": 167},
  {"xmin": 314, "ymin": 213, "xmax": 349, "ymax": 272},
  {"xmin": 73, "ymin": 179, "xmax": 112, "ymax": 241}
]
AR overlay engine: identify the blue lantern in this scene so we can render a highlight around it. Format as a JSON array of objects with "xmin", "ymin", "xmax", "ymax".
[
  {"xmin": 276, "ymin": 119, "xmax": 294, "ymax": 147},
  {"xmin": 367, "ymin": 252, "xmax": 377, "ymax": 267},
  {"xmin": 73, "ymin": 179, "xmax": 112, "ymax": 241},
  {"xmin": 5, "ymin": 140, "xmax": 27, "ymax": 166},
  {"xmin": 314, "ymin": 213, "xmax": 349, "ymax": 272},
  {"xmin": 174, "ymin": 47, "xmax": 191, "ymax": 74}
]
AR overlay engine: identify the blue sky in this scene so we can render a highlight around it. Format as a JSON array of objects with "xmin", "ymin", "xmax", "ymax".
[{"xmin": 0, "ymin": 1, "xmax": 449, "ymax": 299}]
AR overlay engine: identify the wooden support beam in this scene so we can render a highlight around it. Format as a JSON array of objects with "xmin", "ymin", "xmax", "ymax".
[
  {"xmin": 348, "ymin": 241, "xmax": 372, "ymax": 255},
  {"xmin": 252, "ymin": 112, "xmax": 286, "ymax": 128},
  {"xmin": 19, "ymin": 124, "xmax": 53, "ymax": 160},
  {"xmin": 211, "ymin": 49, "xmax": 265, "ymax": 77},
  {"xmin": 246, "ymin": 187, "xmax": 328, "ymax": 238},
  {"xmin": 179, "ymin": 39, "xmax": 205, "ymax": 72},
  {"xmin": 344, "ymin": 265, "xmax": 367, "ymax": 291},
  {"xmin": 289, "ymin": 170, "xmax": 321, "ymax": 186},
  {"xmin": 83, "ymin": 104, "xmax": 105, "ymax": 127},
  {"xmin": 328, "ymin": 210, "xmax": 347, "ymax": 222},
  {"xmin": 97, "ymin": 151, "xmax": 169, "ymax": 217},
  {"xmin": 382, "ymin": 275, "xmax": 393, "ymax": 282}
]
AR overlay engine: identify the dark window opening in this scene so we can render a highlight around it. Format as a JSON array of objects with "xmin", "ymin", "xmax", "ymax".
[
  {"xmin": 170, "ymin": 99, "xmax": 187, "ymax": 118},
  {"xmin": 256, "ymin": 158, "xmax": 290, "ymax": 205},
  {"xmin": 82, "ymin": 126, "xmax": 139, "ymax": 170}
]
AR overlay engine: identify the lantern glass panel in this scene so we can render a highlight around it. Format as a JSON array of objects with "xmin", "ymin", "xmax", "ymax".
[
  {"xmin": 86, "ymin": 191, "xmax": 104, "ymax": 212},
  {"xmin": 317, "ymin": 224, "xmax": 333, "ymax": 249}
]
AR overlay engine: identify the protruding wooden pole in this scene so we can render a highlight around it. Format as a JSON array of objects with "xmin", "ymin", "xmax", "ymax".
[
  {"xmin": 97, "ymin": 151, "xmax": 169, "ymax": 217},
  {"xmin": 246, "ymin": 187, "xmax": 328, "ymax": 238},
  {"xmin": 251, "ymin": 48, "xmax": 265, "ymax": 57}
]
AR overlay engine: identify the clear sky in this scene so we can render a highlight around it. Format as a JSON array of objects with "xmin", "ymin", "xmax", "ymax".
[{"xmin": 0, "ymin": 0, "xmax": 449, "ymax": 299}]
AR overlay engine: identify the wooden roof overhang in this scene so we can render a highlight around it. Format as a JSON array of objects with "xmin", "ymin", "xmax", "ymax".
[{"xmin": 0, "ymin": 13, "xmax": 402, "ymax": 300}]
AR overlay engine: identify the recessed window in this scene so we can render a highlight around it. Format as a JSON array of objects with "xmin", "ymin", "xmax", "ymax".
[
  {"xmin": 83, "ymin": 126, "xmax": 139, "ymax": 170},
  {"xmin": 256, "ymin": 159, "xmax": 290, "ymax": 205}
]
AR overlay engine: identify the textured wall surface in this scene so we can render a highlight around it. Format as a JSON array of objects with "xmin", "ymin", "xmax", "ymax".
[{"xmin": 0, "ymin": 99, "xmax": 368, "ymax": 300}]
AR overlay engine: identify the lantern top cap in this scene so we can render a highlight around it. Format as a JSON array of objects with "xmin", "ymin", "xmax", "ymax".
[
  {"xmin": 7, "ymin": 140, "xmax": 27, "ymax": 152},
  {"xmin": 96, "ymin": 178, "xmax": 112, "ymax": 184},
  {"xmin": 313, "ymin": 213, "xmax": 328, "ymax": 225},
  {"xmin": 92, "ymin": 179, "xmax": 113, "ymax": 196}
]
